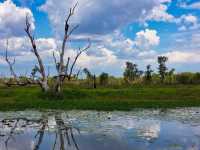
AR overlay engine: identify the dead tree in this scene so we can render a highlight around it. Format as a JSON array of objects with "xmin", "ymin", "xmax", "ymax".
[
  {"xmin": 25, "ymin": 16, "xmax": 49, "ymax": 92},
  {"xmin": 4, "ymin": 40, "xmax": 17, "ymax": 80},
  {"xmin": 53, "ymin": 3, "xmax": 90, "ymax": 93},
  {"xmin": 25, "ymin": 3, "xmax": 90, "ymax": 93},
  {"xmin": 4, "ymin": 40, "xmax": 30, "ymax": 87}
]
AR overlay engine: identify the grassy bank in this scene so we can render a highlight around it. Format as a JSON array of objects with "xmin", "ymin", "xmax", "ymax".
[{"xmin": 0, "ymin": 84, "xmax": 200, "ymax": 111}]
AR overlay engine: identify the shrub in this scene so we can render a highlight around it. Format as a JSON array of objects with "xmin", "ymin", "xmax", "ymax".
[
  {"xmin": 176, "ymin": 72, "xmax": 193, "ymax": 84},
  {"xmin": 99, "ymin": 72, "xmax": 109, "ymax": 86}
]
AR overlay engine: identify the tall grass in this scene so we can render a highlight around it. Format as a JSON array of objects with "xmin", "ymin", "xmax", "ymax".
[{"xmin": 0, "ymin": 84, "xmax": 200, "ymax": 111}]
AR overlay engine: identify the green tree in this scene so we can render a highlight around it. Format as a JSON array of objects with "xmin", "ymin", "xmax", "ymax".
[
  {"xmin": 193, "ymin": 72, "xmax": 200, "ymax": 84},
  {"xmin": 123, "ymin": 62, "xmax": 142, "ymax": 83},
  {"xmin": 83, "ymin": 68, "xmax": 96, "ymax": 88},
  {"xmin": 145, "ymin": 65, "xmax": 153, "ymax": 82},
  {"xmin": 83, "ymin": 68, "xmax": 93, "ymax": 80},
  {"xmin": 158, "ymin": 56, "xmax": 168, "ymax": 83},
  {"xmin": 99, "ymin": 72, "xmax": 109, "ymax": 86},
  {"xmin": 176, "ymin": 72, "xmax": 193, "ymax": 84},
  {"xmin": 167, "ymin": 68, "xmax": 175, "ymax": 84}
]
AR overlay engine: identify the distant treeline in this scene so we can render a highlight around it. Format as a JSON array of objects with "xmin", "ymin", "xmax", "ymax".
[
  {"xmin": 79, "ymin": 56, "xmax": 200, "ymax": 88},
  {"xmin": 1, "ymin": 56, "xmax": 200, "ymax": 89}
]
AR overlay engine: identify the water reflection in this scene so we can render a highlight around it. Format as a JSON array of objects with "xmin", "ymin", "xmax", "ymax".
[
  {"xmin": 0, "ymin": 112, "xmax": 79, "ymax": 150},
  {"xmin": 135, "ymin": 120, "xmax": 160, "ymax": 141},
  {"xmin": 0, "ymin": 108, "xmax": 200, "ymax": 150}
]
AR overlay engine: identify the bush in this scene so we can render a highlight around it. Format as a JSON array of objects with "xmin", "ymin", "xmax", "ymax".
[
  {"xmin": 99, "ymin": 72, "xmax": 109, "ymax": 86},
  {"xmin": 176, "ymin": 72, "xmax": 193, "ymax": 84},
  {"xmin": 192, "ymin": 73, "xmax": 200, "ymax": 84}
]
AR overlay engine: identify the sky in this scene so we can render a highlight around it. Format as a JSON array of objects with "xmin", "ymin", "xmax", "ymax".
[{"xmin": 0, "ymin": 0, "xmax": 200, "ymax": 77}]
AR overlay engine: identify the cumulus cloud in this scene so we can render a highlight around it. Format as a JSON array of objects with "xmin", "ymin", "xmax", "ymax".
[
  {"xmin": 1, "ymin": 0, "xmax": 199, "ymax": 74},
  {"xmin": 40, "ymin": 0, "xmax": 162, "ymax": 35},
  {"xmin": 86, "ymin": 28, "xmax": 160, "ymax": 63},
  {"xmin": 177, "ymin": 17, "xmax": 199, "ymax": 32},
  {"xmin": 164, "ymin": 51, "xmax": 200, "ymax": 63},
  {"xmin": 0, "ymin": 27, "xmax": 161, "ymax": 75},
  {"xmin": 0, "ymin": 37, "xmax": 57, "ymax": 65},
  {"xmin": 0, "ymin": 37, "xmax": 57, "ymax": 53},
  {"xmin": 0, "ymin": 0, "xmax": 35, "ymax": 38},
  {"xmin": 142, "ymin": 3, "xmax": 199, "ymax": 31},
  {"xmin": 181, "ymin": 15, "xmax": 198, "ymax": 24},
  {"xmin": 177, "ymin": 14, "xmax": 199, "ymax": 31},
  {"xmin": 135, "ymin": 29, "xmax": 160, "ymax": 50},
  {"xmin": 0, "ymin": 35, "xmax": 123, "ymax": 75},
  {"xmin": 144, "ymin": 4, "xmax": 174, "ymax": 23}
]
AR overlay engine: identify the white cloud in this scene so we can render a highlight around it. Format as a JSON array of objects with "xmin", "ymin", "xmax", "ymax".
[
  {"xmin": 144, "ymin": 4, "xmax": 174, "ymax": 22},
  {"xmin": 164, "ymin": 51, "xmax": 200, "ymax": 63},
  {"xmin": 177, "ymin": 14, "xmax": 199, "ymax": 31},
  {"xmin": 178, "ymin": 26, "xmax": 187, "ymax": 31},
  {"xmin": 0, "ymin": 37, "xmax": 58, "ymax": 66},
  {"xmin": 76, "ymin": 47, "xmax": 119, "ymax": 69},
  {"xmin": 135, "ymin": 29, "xmax": 160, "ymax": 50},
  {"xmin": 85, "ymin": 28, "xmax": 160, "ymax": 63},
  {"xmin": 0, "ymin": 27, "xmax": 161, "ymax": 75},
  {"xmin": 143, "ymin": 4, "xmax": 199, "ymax": 31},
  {"xmin": 180, "ymin": 2, "xmax": 200, "ymax": 10},
  {"xmin": 40, "ymin": 0, "xmax": 162, "ymax": 36},
  {"xmin": 0, "ymin": 37, "xmax": 57, "ymax": 53},
  {"xmin": 179, "ymin": 14, "xmax": 198, "ymax": 25},
  {"xmin": 79, "ymin": 28, "xmax": 160, "ymax": 73},
  {"xmin": 0, "ymin": 0, "xmax": 35, "ymax": 38},
  {"xmin": 0, "ymin": 35, "xmax": 123, "ymax": 75}
]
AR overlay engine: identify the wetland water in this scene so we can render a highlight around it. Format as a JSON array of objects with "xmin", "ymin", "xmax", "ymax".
[{"xmin": 0, "ymin": 108, "xmax": 200, "ymax": 150}]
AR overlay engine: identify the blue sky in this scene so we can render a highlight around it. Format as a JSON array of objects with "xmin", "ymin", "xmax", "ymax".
[{"xmin": 0, "ymin": 0, "xmax": 200, "ymax": 76}]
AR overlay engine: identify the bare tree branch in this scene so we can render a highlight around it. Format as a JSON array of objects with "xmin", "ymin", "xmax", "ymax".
[
  {"xmin": 67, "ymin": 25, "xmax": 79, "ymax": 39},
  {"xmin": 53, "ymin": 51, "xmax": 59, "ymax": 73},
  {"xmin": 59, "ymin": 2, "xmax": 79, "ymax": 74},
  {"xmin": 67, "ymin": 39, "xmax": 91, "ymax": 81},
  {"xmin": 65, "ymin": 57, "xmax": 70, "ymax": 76}
]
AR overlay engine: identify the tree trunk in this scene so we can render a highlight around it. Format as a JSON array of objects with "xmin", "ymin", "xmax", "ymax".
[
  {"xmin": 93, "ymin": 75, "xmax": 96, "ymax": 89},
  {"xmin": 40, "ymin": 78, "xmax": 49, "ymax": 92}
]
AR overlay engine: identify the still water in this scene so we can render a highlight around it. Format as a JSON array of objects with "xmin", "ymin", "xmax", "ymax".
[{"xmin": 0, "ymin": 108, "xmax": 200, "ymax": 150}]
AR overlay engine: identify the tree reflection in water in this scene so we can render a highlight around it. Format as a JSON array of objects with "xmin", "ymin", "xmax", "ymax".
[
  {"xmin": 0, "ymin": 112, "xmax": 80, "ymax": 150},
  {"xmin": 1, "ymin": 109, "xmax": 200, "ymax": 150}
]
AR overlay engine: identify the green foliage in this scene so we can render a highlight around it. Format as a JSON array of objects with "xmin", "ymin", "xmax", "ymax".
[
  {"xmin": 176, "ymin": 72, "xmax": 193, "ymax": 84},
  {"xmin": 123, "ymin": 62, "xmax": 143, "ymax": 83},
  {"xmin": 192, "ymin": 72, "xmax": 200, "ymax": 84},
  {"xmin": 99, "ymin": 72, "xmax": 109, "ymax": 86},
  {"xmin": 83, "ymin": 68, "xmax": 94, "ymax": 88},
  {"xmin": 144, "ymin": 65, "xmax": 153, "ymax": 83},
  {"xmin": 158, "ymin": 56, "xmax": 168, "ymax": 83},
  {"xmin": 83, "ymin": 68, "xmax": 93, "ymax": 79},
  {"xmin": 176, "ymin": 72, "xmax": 200, "ymax": 84},
  {"xmin": 164, "ymin": 68, "xmax": 175, "ymax": 84}
]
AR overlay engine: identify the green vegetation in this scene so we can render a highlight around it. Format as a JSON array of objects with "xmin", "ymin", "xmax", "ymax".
[
  {"xmin": 2, "ymin": 48, "xmax": 200, "ymax": 111},
  {"xmin": 0, "ymin": 84, "xmax": 200, "ymax": 111}
]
